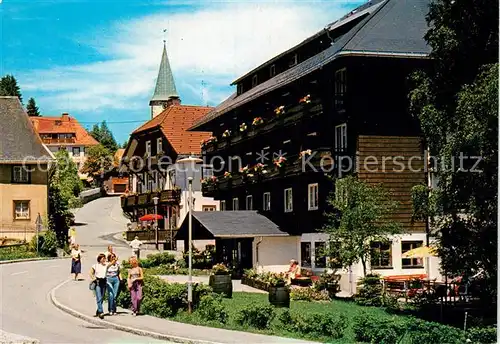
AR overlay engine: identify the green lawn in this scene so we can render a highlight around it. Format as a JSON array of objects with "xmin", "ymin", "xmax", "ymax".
[
  {"xmin": 0, "ymin": 245, "xmax": 39, "ymax": 261},
  {"xmin": 172, "ymin": 292, "xmax": 404, "ymax": 343}
]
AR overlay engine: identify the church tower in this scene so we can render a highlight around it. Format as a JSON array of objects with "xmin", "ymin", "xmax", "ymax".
[{"xmin": 149, "ymin": 42, "xmax": 180, "ymax": 118}]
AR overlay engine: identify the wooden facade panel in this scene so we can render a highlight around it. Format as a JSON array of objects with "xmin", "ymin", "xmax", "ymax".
[{"xmin": 357, "ymin": 135, "xmax": 425, "ymax": 233}]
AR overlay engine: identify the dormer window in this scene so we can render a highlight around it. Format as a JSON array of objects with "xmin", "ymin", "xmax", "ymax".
[
  {"xmin": 237, "ymin": 83, "xmax": 243, "ymax": 95},
  {"xmin": 252, "ymin": 75, "xmax": 258, "ymax": 87},
  {"xmin": 289, "ymin": 54, "xmax": 298, "ymax": 67},
  {"xmin": 270, "ymin": 64, "xmax": 276, "ymax": 77}
]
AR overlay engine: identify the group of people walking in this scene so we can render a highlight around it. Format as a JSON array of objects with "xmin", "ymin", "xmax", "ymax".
[
  {"xmin": 89, "ymin": 245, "xmax": 144, "ymax": 319},
  {"xmin": 69, "ymin": 239, "xmax": 144, "ymax": 320}
]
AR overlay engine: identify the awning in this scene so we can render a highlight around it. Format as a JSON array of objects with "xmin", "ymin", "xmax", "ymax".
[{"xmin": 175, "ymin": 211, "xmax": 289, "ymax": 240}]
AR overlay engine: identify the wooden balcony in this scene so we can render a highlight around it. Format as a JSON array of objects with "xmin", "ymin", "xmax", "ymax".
[
  {"xmin": 41, "ymin": 138, "xmax": 76, "ymax": 144},
  {"xmin": 200, "ymin": 148, "xmax": 356, "ymax": 198},
  {"xmin": 121, "ymin": 189, "xmax": 181, "ymax": 210},
  {"xmin": 202, "ymin": 98, "xmax": 323, "ymax": 154},
  {"xmin": 125, "ymin": 229, "xmax": 177, "ymax": 243}
]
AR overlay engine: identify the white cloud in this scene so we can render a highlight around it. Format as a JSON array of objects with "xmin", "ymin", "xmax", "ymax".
[{"xmin": 21, "ymin": 1, "xmax": 360, "ymax": 112}]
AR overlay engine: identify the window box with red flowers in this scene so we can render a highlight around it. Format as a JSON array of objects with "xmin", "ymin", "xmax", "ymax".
[{"xmin": 201, "ymin": 136, "xmax": 217, "ymax": 151}]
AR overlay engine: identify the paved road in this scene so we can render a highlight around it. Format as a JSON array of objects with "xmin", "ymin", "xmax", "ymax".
[{"xmin": 0, "ymin": 197, "xmax": 166, "ymax": 344}]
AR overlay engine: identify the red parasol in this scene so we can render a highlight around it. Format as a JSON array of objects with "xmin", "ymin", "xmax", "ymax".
[{"xmin": 139, "ymin": 214, "xmax": 164, "ymax": 221}]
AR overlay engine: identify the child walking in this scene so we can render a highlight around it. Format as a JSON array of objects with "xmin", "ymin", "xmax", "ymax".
[{"xmin": 127, "ymin": 256, "xmax": 144, "ymax": 316}]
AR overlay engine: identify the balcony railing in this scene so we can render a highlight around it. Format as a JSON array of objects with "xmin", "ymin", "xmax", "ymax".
[
  {"xmin": 41, "ymin": 138, "xmax": 76, "ymax": 144},
  {"xmin": 201, "ymin": 98, "xmax": 323, "ymax": 153},
  {"xmin": 201, "ymin": 149, "xmax": 355, "ymax": 196},
  {"xmin": 121, "ymin": 189, "xmax": 181, "ymax": 209}
]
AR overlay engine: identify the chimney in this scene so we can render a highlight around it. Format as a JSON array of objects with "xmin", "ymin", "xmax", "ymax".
[{"xmin": 62, "ymin": 113, "xmax": 70, "ymax": 120}]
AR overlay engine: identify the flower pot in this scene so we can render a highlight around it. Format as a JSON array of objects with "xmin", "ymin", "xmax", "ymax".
[
  {"xmin": 268, "ymin": 286, "xmax": 290, "ymax": 308},
  {"xmin": 209, "ymin": 274, "xmax": 232, "ymax": 298}
]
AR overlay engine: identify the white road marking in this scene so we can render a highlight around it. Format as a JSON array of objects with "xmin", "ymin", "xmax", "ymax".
[{"xmin": 11, "ymin": 271, "xmax": 28, "ymax": 276}]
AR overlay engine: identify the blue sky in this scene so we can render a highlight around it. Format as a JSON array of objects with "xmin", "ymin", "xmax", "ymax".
[{"xmin": 1, "ymin": 0, "xmax": 363, "ymax": 144}]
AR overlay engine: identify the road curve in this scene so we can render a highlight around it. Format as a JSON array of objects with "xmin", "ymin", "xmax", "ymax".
[{"xmin": 0, "ymin": 197, "xmax": 163, "ymax": 344}]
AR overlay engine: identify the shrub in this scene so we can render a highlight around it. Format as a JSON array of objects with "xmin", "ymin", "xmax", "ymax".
[
  {"xmin": 355, "ymin": 274, "xmax": 383, "ymax": 306},
  {"xmin": 141, "ymin": 276, "xmax": 186, "ymax": 317},
  {"xmin": 116, "ymin": 285, "xmax": 132, "ymax": 309},
  {"xmin": 352, "ymin": 312, "xmax": 407, "ymax": 344},
  {"xmin": 141, "ymin": 252, "xmax": 176, "ymax": 268},
  {"xmin": 175, "ymin": 258, "xmax": 187, "ymax": 269},
  {"xmin": 235, "ymin": 304, "xmax": 275, "ymax": 329},
  {"xmin": 40, "ymin": 230, "xmax": 58, "ymax": 256},
  {"xmin": 467, "ymin": 326, "xmax": 497, "ymax": 344},
  {"xmin": 290, "ymin": 287, "xmax": 330, "ymax": 301},
  {"xmin": 280, "ymin": 310, "xmax": 346, "ymax": 339},
  {"xmin": 406, "ymin": 318, "xmax": 465, "ymax": 344},
  {"xmin": 196, "ymin": 293, "xmax": 228, "ymax": 324}
]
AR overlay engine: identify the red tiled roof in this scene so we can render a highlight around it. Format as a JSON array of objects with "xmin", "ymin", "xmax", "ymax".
[
  {"xmin": 31, "ymin": 114, "xmax": 99, "ymax": 146},
  {"xmin": 132, "ymin": 105, "xmax": 212, "ymax": 155}
]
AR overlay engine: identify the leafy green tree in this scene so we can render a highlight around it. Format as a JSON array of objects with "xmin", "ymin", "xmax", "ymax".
[
  {"xmin": 321, "ymin": 176, "xmax": 402, "ymax": 277},
  {"xmin": 409, "ymin": 0, "xmax": 498, "ymax": 301},
  {"xmin": 0, "ymin": 74, "xmax": 23, "ymax": 103},
  {"xmin": 48, "ymin": 170, "xmax": 71, "ymax": 247},
  {"xmin": 26, "ymin": 97, "xmax": 40, "ymax": 116},
  {"xmin": 81, "ymin": 144, "xmax": 113, "ymax": 186},
  {"xmin": 89, "ymin": 121, "xmax": 118, "ymax": 153},
  {"xmin": 54, "ymin": 150, "xmax": 83, "ymax": 208}
]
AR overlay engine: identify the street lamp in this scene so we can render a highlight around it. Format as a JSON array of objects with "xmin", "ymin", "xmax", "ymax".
[
  {"xmin": 176, "ymin": 155, "xmax": 203, "ymax": 314},
  {"xmin": 153, "ymin": 196, "xmax": 159, "ymax": 250}
]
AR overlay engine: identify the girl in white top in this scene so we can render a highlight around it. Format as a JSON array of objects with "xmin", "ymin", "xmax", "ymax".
[{"xmin": 90, "ymin": 253, "xmax": 110, "ymax": 318}]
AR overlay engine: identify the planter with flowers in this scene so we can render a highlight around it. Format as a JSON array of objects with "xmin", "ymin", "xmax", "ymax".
[
  {"xmin": 231, "ymin": 123, "xmax": 248, "ymax": 144},
  {"xmin": 298, "ymin": 149, "xmax": 312, "ymax": 161},
  {"xmin": 274, "ymin": 105, "xmax": 285, "ymax": 117},
  {"xmin": 201, "ymin": 176, "xmax": 217, "ymax": 192},
  {"xmin": 273, "ymin": 156, "xmax": 287, "ymax": 174},
  {"xmin": 252, "ymin": 163, "xmax": 268, "ymax": 182},
  {"xmin": 222, "ymin": 129, "xmax": 231, "ymax": 139},
  {"xmin": 299, "ymin": 94, "xmax": 311, "ymax": 104},
  {"xmin": 218, "ymin": 171, "xmax": 232, "ymax": 190},
  {"xmin": 239, "ymin": 165, "xmax": 255, "ymax": 184},
  {"xmin": 201, "ymin": 136, "xmax": 217, "ymax": 152},
  {"xmin": 209, "ymin": 263, "xmax": 232, "ymax": 298},
  {"xmin": 268, "ymin": 273, "xmax": 290, "ymax": 308},
  {"xmin": 249, "ymin": 117, "xmax": 264, "ymax": 136}
]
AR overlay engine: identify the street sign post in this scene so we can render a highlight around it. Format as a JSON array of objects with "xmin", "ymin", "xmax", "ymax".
[{"xmin": 35, "ymin": 213, "xmax": 42, "ymax": 255}]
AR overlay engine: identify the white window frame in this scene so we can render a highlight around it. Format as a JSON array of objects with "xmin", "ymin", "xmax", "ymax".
[
  {"xmin": 284, "ymin": 188, "xmax": 293, "ymax": 212},
  {"xmin": 156, "ymin": 138, "xmax": 162, "ymax": 154},
  {"xmin": 202, "ymin": 205, "xmax": 216, "ymax": 212},
  {"xmin": 220, "ymin": 200, "xmax": 226, "ymax": 211},
  {"xmin": 14, "ymin": 200, "xmax": 30, "ymax": 220},
  {"xmin": 335, "ymin": 123, "xmax": 347, "ymax": 152},
  {"xmin": 263, "ymin": 192, "xmax": 271, "ymax": 211},
  {"xmin": 145, "ymin": 140, "xmax": 151, "ymax": 157},
  {"xmin": 232, "ymin": 198, "xmax": 239, "ymax": 211},
  {"xmin": 308, "ymin": 183, "xmax": 319, "ymax": 210},
  {"xmin": 246, "ymin": 195, "xmax": 253, "ymax": 210},
  {"xmin": 12, "ymin": 166, "xmax": 29, "ymax": 183}
]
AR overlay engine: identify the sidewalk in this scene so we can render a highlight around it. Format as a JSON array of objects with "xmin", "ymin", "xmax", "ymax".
[{"xmin": 52, "ymin": 279, "xmax": 315, "ymax": 344}]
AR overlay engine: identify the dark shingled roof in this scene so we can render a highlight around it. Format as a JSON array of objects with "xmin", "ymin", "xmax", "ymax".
[
  {"xmin": 176, "ymin": 211, "xmax": 288, "ymax": 239},
  {"xmin": 190, "ymin": 0, "xmax": 431, "ymax": 131},
  {"xmin": 0, "ymin": 97, "xmax": 53, "ymax": 163}
]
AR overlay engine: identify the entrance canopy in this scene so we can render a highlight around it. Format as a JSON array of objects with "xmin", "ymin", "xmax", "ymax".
[{"xmin": 176, "ymin": 211, "xmax": 289, "ymax": 240}]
